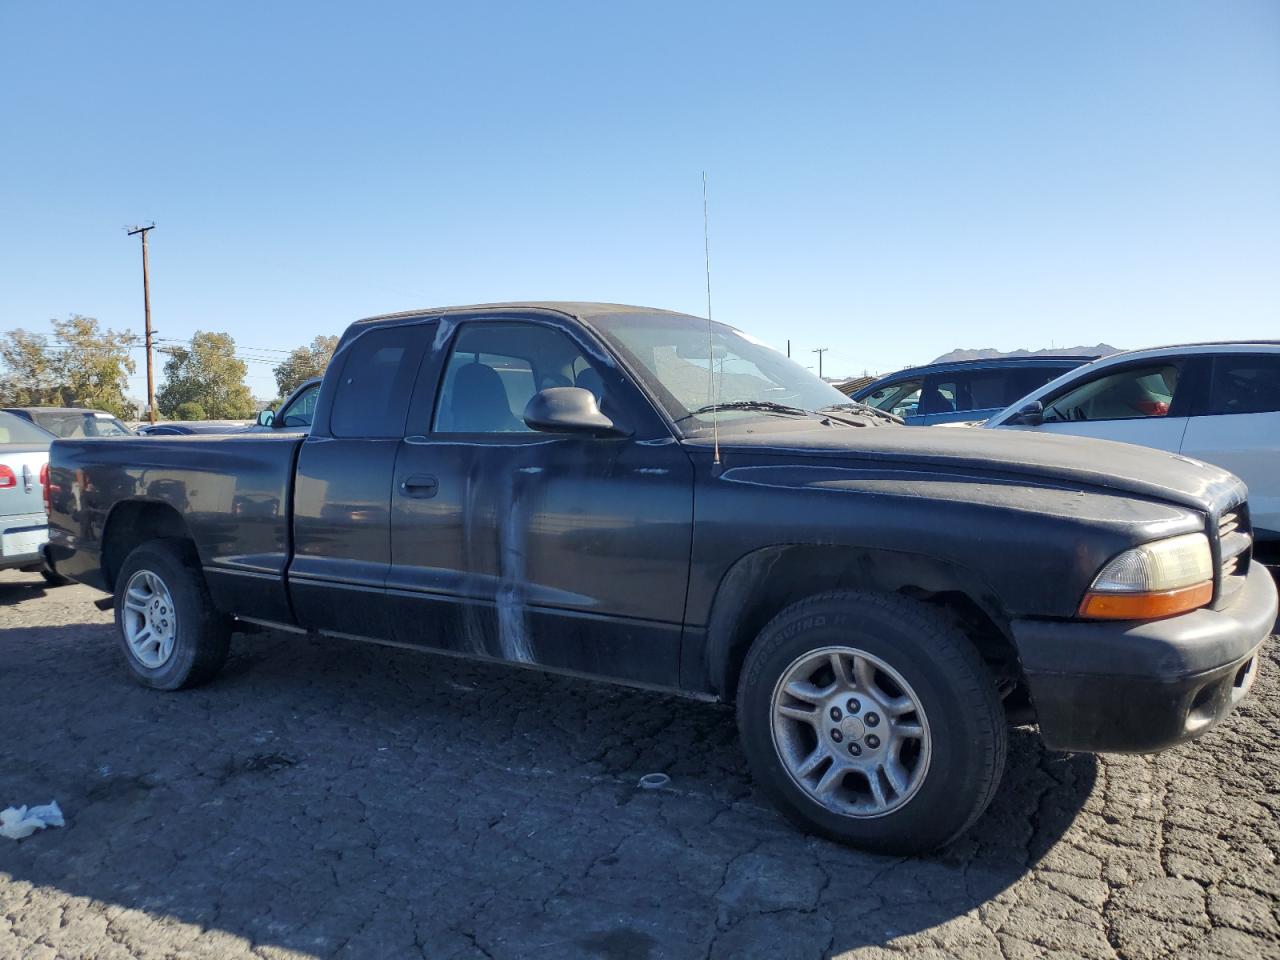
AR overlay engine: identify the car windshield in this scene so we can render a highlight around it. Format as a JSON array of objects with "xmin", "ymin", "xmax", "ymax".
[
  {"xmin": 0, "ymin": 411, "xmax": 54, "ymax": 444},
  {"xmin": 589, "ymin": 311, "xmax": 854, "ymax": 428},
  {"xmin": 31, "ymin": 411, "xmax": 132, "ymax": 438}
]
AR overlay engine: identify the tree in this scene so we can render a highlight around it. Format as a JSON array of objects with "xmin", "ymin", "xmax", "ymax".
[
  {"xmin": 55, "ymin": 315, "xmax": 138, "ymax": 417},
  {"xmin": 0, "ymin": 329, "xmax": 58, "ymax": 406},
  {"xmin": 0, "ymin": 315, "xmax": 136, "ymax": 417},
  {"xmin": 273, "ymin": 334, "xmax": 338, "ymax": 399},
  {"xmin": 174, "ymin": 401, "xmax": 207, "ymax": 421},
  {"xmin": 156, "ymin": 331, "xmax": 256, "ymax": 420}
]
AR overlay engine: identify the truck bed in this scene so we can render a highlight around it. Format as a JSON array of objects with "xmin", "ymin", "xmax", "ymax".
[{"xmin": 46, "ymin": 433, "xmax": 305, "ymax": 623}]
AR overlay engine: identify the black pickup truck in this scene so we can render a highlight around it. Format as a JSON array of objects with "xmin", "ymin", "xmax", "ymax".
[{"xmin": 45, "ymin": 302, "xmax": 1276, "ymax": 853}]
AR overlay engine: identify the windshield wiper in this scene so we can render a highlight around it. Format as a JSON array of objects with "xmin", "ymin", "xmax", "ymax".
[
  {"xmin": 674, "ymin": 400, "xmax": 811, "ymax": 424},
  {"xmin": 817, "ymin": 401, "xmax": 904, "ymax": 425}
]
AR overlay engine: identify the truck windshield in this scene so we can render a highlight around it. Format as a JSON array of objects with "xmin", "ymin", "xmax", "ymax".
[{"xmin": 590, "ymin": 311, "xmax": 853, "ymax": 427}]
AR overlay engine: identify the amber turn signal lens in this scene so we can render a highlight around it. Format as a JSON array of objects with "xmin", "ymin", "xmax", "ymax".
[{"xmin": 1078, "ymin": 581, "xmax": 1213, "ymax": 620}]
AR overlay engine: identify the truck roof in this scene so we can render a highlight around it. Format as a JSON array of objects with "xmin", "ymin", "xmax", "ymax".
[{"xmin": 353, "ymin": 301, "xmax": 695, "ymax": 327}]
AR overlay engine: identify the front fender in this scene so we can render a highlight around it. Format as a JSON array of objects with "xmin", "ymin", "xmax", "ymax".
[{"xmin": 694, "ymin": 542, "xmax": 1010, "ymax": 697}]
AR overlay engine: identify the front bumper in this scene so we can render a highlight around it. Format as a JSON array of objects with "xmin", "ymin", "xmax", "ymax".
[{"xmin": 1013, "ymin": 563, "xmax": 1277, "ymax": 754}]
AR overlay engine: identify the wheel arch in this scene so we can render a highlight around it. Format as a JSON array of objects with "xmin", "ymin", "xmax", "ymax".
[
  {"xmin": 100, "ymin": 499, "xmax": 195, "ymax": 593},
  {"xmin": 701, "ymin": 544, "xmax": 1018, "ymax": 701}
]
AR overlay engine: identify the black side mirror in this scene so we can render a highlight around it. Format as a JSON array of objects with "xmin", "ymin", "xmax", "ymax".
[
  {"xmin": 523, "ymin": 387, "xmax": 628, "ymax": 438},
  {"xmin": 1010, "ymin": 400, "xmax": 1044, "ymax": 426},
  {"xmin": 256, "ymin": 409, "xmax": 275, "ymax": 427}
]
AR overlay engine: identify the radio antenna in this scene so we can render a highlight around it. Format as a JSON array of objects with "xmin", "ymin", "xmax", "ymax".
[{"xmin": 702, "ymin": 171, "xmax": 720, "ymax": 466}]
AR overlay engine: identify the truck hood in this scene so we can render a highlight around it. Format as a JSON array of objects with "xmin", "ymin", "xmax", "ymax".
[{"xmin": 682, "ymin": 424, "xmax": 1245, "ymax": 516}]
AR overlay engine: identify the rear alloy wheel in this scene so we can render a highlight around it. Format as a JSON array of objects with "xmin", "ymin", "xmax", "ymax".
[
  {"xmin": 737, "ymin": 591, "xmax": 1007, "ymax": 853},
  {"xmin": 121, "ymin": 569, "xmax": 179, "ymax": 668},
  {"xmin": 113, "ymin": 539, "xmax": 231, "ymax": 690}
]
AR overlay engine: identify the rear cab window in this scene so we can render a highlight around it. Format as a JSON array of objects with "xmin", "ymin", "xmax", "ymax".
[{"xmin": 328, "ymin": 325, "xmax": 431, "ymax": 438}]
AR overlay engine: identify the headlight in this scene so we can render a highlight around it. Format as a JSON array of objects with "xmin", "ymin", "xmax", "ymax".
[{"xmin": 1078, "ymin": 532, "xmax": 1213, "ymax": 620}]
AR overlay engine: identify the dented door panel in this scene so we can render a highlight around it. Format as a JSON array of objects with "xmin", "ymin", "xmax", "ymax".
[{"xmin": 386, "ymin": 435, "xmax": 694, "ymax": 686}]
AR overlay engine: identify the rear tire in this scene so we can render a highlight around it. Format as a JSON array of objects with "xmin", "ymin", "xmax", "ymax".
[
  {"xmin": 113, "ymin": 539, "xmax": 231, "ymax": 690},
  {"xmin": 736, "ymin": 591, "xmax": 1006, "ymax": 854}
]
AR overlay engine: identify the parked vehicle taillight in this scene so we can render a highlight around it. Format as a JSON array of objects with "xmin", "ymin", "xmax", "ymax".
[
  {"xmin": 41, "ymin": 462, "xmax": 51, "ymax": 513},
  {"xmin": 0, "ymin": 465, "xmax": 16, "ymax": 489}
]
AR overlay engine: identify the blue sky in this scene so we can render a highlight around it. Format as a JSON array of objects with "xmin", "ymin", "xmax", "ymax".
[{"xmin": 2, "ymin": 1, "xmax": 1277, "ymax": 398}]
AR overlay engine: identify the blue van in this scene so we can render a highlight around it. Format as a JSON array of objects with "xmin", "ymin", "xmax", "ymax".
[{"xmin": 849, "ymin": 356, "xmax": 1097, "ymax": 425}]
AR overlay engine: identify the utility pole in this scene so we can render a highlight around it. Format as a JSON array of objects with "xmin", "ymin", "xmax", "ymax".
[
  {"xmin": 812, "ymin": 347, "xmax": 828, "ymax": 380},
  {"xmin": 127, "ymin": 223, "xmax": 157, "ymax": 423},
  {"xmin": 786, "ymin": 339, "xmax": 791, "ymax": 358}
]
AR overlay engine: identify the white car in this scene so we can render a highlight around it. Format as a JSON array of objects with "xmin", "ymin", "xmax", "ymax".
[
  {"xmin": 986, "ymin": 342, "xmax": 1279, "ymax": 557},
  {"xmin": 0, "ymin": 411, "xmax": 54, "ymax": 577}
]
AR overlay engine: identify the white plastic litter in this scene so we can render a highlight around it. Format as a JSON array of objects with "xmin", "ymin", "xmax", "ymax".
[
  {"xmin": 0, "ymin": 802, "xmax": 65, "ymax": 840},
  {"xmin": 638, "ymin": 773, "xmax": 671, "ymax": 790}
]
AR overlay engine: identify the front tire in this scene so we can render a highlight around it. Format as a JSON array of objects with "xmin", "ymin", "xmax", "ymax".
[
  {"xmin": 736, "ymin": 591, "xmax": 1006, "ymax": 854},
  {"xmin": 114, "ymin": 539, "xmax": 231, "ymax": 690}
]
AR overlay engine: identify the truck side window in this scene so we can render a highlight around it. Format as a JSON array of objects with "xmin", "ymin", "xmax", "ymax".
[
  {"xmin": 329, "ymin": 326, "xmax": 425, "ymax": 438},
  {"xmin": 433, "ymin": 323, "xmax": 596, "ymax": 434},
  {"xmin": 1207, "ymin": 355, "xmax": 1280, "ymax": 416}
]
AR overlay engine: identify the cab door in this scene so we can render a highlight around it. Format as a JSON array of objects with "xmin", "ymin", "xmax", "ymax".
[
  {"xmin": 289, "ymin": 319, "xmax": 434, "ymax": 640},
  {"xmin": 384, "ymin": 314, "xmax": 695, "ymax": 688}
]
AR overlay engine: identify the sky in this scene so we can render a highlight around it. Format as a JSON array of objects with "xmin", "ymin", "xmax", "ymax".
[{"xmin": 1, "ymin": 1, "xmax": 1278, "ymax": 400}]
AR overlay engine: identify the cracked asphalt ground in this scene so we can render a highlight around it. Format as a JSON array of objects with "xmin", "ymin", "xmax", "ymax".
[{"xmin": 1, "ymin": 570, "xmax": 1278, "ymax": 960}]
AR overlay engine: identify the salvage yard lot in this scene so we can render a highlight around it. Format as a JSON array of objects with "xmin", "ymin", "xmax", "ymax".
[{"xmin": 1, "ymin": 571, "xmax": 1277, "ymax": 960}]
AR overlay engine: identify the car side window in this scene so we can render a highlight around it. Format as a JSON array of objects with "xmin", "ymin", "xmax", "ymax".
[
  {"xmin": 920, "ymin": 379, "xmax": 958, "ymax": 415},
  {"xmin": 433, "ymin": 323, "xmax": 598, "ymax": 434},
  {"xmin": 281, "ymin": 383, "xmax": 320, "ymax": 427},
  {"xmin": 1207, "ymin": 355, "xmax": 1280, "ymax": 416},
  {"xmin": 1043, "ymin": 364, "xmax": 1181, "ymax": 423},
  {"xmin": 329, "ymin": 326, "xmax": 429, "ymax": 438},
  {"xmin": 864, "ymin": 379, "xmax": 922, "ymax": 418},
  {"xmin": 930, "ymin": 371, "xmax": 1050, "ymax": 416},
  {"xmin": 1011, "ymin": 367, "xmax": 1069, "ymax": 401}
]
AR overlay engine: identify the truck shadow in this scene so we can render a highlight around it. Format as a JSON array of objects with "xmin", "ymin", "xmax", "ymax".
[
  {"xmin": 0, "ymin": 577, "xmax": 48, "ymax": 606},
  {"xmin": 0, "ymin": 623, "xmax": 1097, "ymax": 959}
]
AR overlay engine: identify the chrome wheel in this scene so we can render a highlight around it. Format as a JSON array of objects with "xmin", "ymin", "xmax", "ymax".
[
  {"xmin": 122, "ymin": 569, "xmax": 178, "ymax": 669},
  {"xmin": 771, "ymin": 646, "xmax": 931, "ymax": 818}
]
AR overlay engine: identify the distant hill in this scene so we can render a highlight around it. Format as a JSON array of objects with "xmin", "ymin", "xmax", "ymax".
[{"xmin": 931, "ymin": 344, "xmax": 1122, "ymax": 364}]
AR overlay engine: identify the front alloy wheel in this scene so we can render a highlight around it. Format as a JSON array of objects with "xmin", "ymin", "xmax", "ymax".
[
  {"xmin": 772, "ymin": 646, "xmax": 931, "ymax": 817},
  {"xmin": 736, "ymin": 591, "xmax": 1007, "ymax": 853}
]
